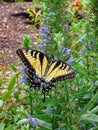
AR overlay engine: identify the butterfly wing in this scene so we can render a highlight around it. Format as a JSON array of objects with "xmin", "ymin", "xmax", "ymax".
[
  {"xmin": 16, "ymin": 48, "xmax": 49, "ymax": 91},
  {"xmin": 45, "ymin": 60, "xmax": 76, "ymax": 83},
  {"xmin": 16, "ymin": 48, "xmax": 48, "ymax": 78},
  {"xmin": 42, "ymin": 60, "xmax": 76, "ymax": 99}
]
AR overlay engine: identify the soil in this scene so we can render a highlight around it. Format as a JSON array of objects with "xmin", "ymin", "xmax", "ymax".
[{"xmin": 0, "ymin": 2, "xmax": 38, "ymax": 66}]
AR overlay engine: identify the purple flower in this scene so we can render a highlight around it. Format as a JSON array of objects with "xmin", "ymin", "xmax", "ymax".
[
  {"xmin": 54, "ymin": 56, "xmax": 59, "ymax": 61},
  {"xmin": 28, "ymin": 115, "xmax": 38, "ymax": 128},
  {"xmin": 39, "ymin": 25, "xmax": 49, "ymax": 33},
  {"xmin": 40, "ymin": 33, "xmax": 50, "ymax": 39},
  {"xmin": 64, "ymin": 23, "xmax": 69, "ymax": 27},
  {"xmin": 19, "ymin": 66, "xmax": 27, "ymax": 83},
  {"xmin": 19, "ymin": 73, "xmax": 27, "ymax": 83},
  {"xmin": 64, "ymin": 23, "xmax": 70, "ymax": 31},
  {"xmin": 80, "ymin": 59, "xmax": 85, "ymax": 64},
  {"xmin": 78, "ymin": 50, "xmax": 84, "ymax": 55},
  {"xmin": 62, "ymin": 48, "xmax": 71, "ymax": 56},
  {"xmin": 80, "ymin": 124, "xmax": 86, "ymax": 130},
  {"xmin": 19, "ymin": 66, "xmax": 26, "ymax": 71},
  {"xmin": 66, "ymin": 27, "xmax": 70, "ymax": 31},
  {"xmin": 67, "ymin": 57, "xmax": 74, "ymax": 64},
  {"xmin": 92, "ymin": 122, "xmax": 97, "ymax": 128},
  {"xmin": 38, "ymin": 42, "xmax": 45, "ymax": 50},
  {"xmin": 73, "ymin": 33, "xmax": 79, "ymax": 37},
  {"xmin": 42, "ymin": 39, "xmax": 50, "ymax": 44},
  {"xmin": 48, "ymin": 8, "xmax": 51, "ymax": 10},
  {"xmin": 43, "ymin": 17, "xmax": 50, "ymax": 22},
  {"xmin": 78, "ymin": 38, "xmax": 85, "ymax": 44}
]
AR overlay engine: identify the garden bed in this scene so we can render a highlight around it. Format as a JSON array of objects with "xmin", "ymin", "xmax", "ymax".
[{"xmin": 0, "ymin": 2, "xmax": 38, "ymax": 66}]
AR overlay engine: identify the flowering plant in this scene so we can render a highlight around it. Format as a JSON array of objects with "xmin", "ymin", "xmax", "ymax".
[{"xmin": 1, "ymin": 0, "xmax": 98, "ymax": 130}]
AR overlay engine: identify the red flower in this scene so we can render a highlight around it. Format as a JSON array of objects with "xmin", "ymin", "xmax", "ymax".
[{"xmin": 72, "ymin": 0, "xmax": 83, "ymax": 11}]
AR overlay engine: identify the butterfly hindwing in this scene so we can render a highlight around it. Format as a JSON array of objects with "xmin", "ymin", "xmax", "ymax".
[
  {"xmin": 45, "ymin": 60, "xmax": 75, "ymax": 83},
  {"xmin": 27, "ymin": 67, "xmax": 41, "ymax": 89}
]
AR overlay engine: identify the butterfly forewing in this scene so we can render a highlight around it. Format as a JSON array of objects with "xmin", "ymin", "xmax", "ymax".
[
  {"xmin": 38, "ymin": 52, "xmax": 48, "ymax": 77},
  {"xmin": 26, "ymin": 50, "xmax": 42, "ymax": 77},
  {"xmin": 17, "ymin": 48, "xmax": 48, "ymax": 78}
]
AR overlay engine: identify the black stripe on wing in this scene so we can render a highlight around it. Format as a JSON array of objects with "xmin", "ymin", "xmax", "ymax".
[
  {"xmin": 16, "ymin": 48, "xmax": 34, "ymax": 72},
  {"xmin": 50, "ymin": 60, "xmax": 76, "ymax": 83}
]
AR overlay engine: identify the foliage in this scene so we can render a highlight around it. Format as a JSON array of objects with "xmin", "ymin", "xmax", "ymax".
[
  {"xmin": 0, "ymin": 0, "xmax": 98, "ymax": 130},
  {"xmin": 23, "ymin": 6, "xmax": 43, "ymax": 29}
]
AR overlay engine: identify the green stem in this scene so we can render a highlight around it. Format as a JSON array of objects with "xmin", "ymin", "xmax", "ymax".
[{"xmin": 29, "ymin": 88, "xmax": 33, "ymax": 115}]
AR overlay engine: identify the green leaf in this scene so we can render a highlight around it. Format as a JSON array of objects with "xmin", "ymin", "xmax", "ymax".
[
  {"xmin": 0, "ymin": 123, "xmax": 5, "ymax": 130},
  {"xmin": 2, "ymin": 91, "xmax": 12, "ymax": 101},
  {"xmin": 79, "ymin": 114, "xmax": 98, "ymax": 122},
  {"xmin": 38, "ymin": 119, "xmax": 52, "ymax": 130},
  {"xmin": 79, "ymin": 91, "xmax": 98, "ymax": 116},
  {"xmin": 9, "ymin": 64, "xmax": 17, "ymax": 72},
  {"xmin": 5, "ymin": 125, "xmax": 14, "ymax": 130},
  {"xmin": 90, "ymin": 105, "xmax": 98, "ymax": 114},
  {"xmin": 17, "ymin": 119, "xmax": 28, "ymax": 125},
  {"xmin": 95, "ymin": 80, "xmax": 98, "ymax": 86},
  {"xmin": 0, "ymin": 99, "xmax": 3, "ymax": 107},
  {"xmin": 8, "ymin": 76, "xmax": 16, "ymax": 91},
  {"xmin": 22, "ymin": 35, "xmax": 32, "ymax": 48},
  {"xmin": 33, "ymin": 0, "xmax": 40, "ymax": 4}
]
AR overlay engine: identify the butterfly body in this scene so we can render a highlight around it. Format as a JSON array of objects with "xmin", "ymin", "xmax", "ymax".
[{"xmin": 16, "ymin": 48, "xmax": 76, "ymax": 101}]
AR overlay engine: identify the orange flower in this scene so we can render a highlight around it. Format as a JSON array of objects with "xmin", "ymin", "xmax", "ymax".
[
  {"xmin": 72, "ymin": 0, "xmax": 83, "ymax": 11},
  {"xmin": 26, "ymin": 7, "xmax": 43, "ymax": 29}
]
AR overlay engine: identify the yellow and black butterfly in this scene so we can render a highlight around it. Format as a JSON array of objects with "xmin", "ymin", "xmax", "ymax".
[{"xmin": 16, "ymin": 48, "xmax": 76, "ymax": 101}]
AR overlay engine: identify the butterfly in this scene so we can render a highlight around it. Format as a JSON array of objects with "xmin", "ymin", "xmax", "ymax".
[{"xmin": 16, "ymin": 48, "xmax": 76, "ymax": 101}]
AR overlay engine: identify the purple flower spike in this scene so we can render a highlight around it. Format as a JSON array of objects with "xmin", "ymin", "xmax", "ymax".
[
  {"xmin": 80, "ymin": 59, "xmax": 85, "ymax": 64},
  {"xmin": 39, "ymin": 25, "xmax": 49, "ymax": 33},
  {"xmin": 32, "ymin": 118, "xmax": 38, "ymax": 128},
  {"xmin": 44, "ymin": 17, "xmax": 50, "ymax": 22},
  {"xmin": 78, "ymin": 38, "xmax": 85, "ymax": 44},
  {"xmin": 78, "ymin": 50, "xmax": 84, "ymax": 55},
  {"xmin": 64, "ymin": 23, "xmax": 70, "ymax": 31},
  {"xmin": 19, "ymin": 66, "xmax": 26, "ymax": 71},
  {"xmin": 80, "ymin": 124, "xmax": 86, "ymax": 130},
  {"xmin": 48, "ymin": 8, "xmax": 51, "ymax": 10},
  {"xmin": 28, "ymin": 115, "xmax": 38, "ymax": 128},
  {"xmin": 66, "ymin": 27, "xmax": 70, "ymax": 31},
  {"xmin": 62, "ymin": 48, "xmax": 71, "ymax": 56},
  {"xmin": 19, "ymin": 66, "xmax": 27, "ymax": 83},
  {"xmin": 19, "ymin": 73, "xmax": 27, "ymax": 83},
  {"xmin": 67, "ymin": 57, "xmax": 74, "ymax": 64},
  {"xmin": 92, "ymin": 122, "xmax": 97, "ymax": 128},
  {"xmin": 40, "ymin": 33, "xmax": 50, "ymax": 39},
  {"xmin": 54, "ymin": 56, "xmax": 59, "ymax": 61},
  {"xmin": 38, "ymin": 42, "xmax": 45, "ymax": 50},
  {"xmin": 64, "ymin": 23, "xmax": 69, "ymax": 27},
  {"xmin": 42, "ymin": 39, "xmax": 50, "ymax": 45}
]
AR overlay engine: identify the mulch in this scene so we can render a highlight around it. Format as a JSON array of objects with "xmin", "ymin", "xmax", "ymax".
[{"xmin": 0, "ymin": 2, "xmax": 38, "ymax": 66}]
